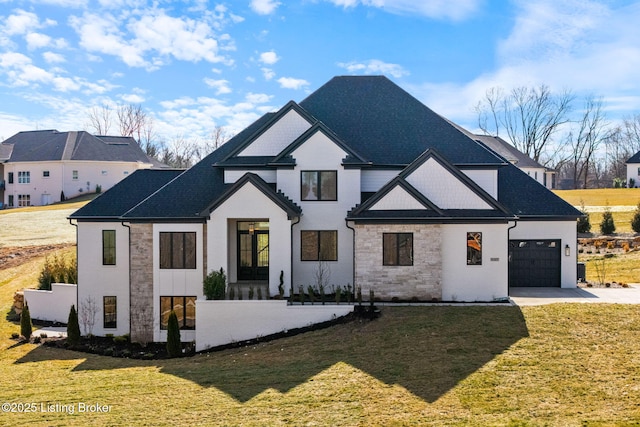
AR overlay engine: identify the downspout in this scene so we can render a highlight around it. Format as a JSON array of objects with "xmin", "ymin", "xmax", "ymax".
[
  {"xmin": 506, "ymin": 219, "xmax": 518, "ymax": 297},
  {"xmin": 345, "ymin": 218, "xmax": 356, "ymax": 295},
  {"xmin": 121, "ymin": 221, "xmax": 131, "ymax": 338},
  {"xmin": 69, "ymin": 219, "xmax": 78, "ymax": 310},
  {"xmin": 289, "ymin": 216, "xmax": 301, "ymax": 302}
]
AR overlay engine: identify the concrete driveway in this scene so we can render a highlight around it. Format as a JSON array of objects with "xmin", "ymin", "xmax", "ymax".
[{"xmin": 510, "ymin": 286, "xmax": 640, "ymax": 306}]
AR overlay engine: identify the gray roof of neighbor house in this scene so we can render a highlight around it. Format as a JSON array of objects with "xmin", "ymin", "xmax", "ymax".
[
  {"xmin": 0, "ymin": 130, "xmax": 157, "ymax": 164},
  {"xmin": 626, "ymin": 151, "xmax": 640, "ymax": 164},
  {"xmin": 73, "ymin": 76, "xmax": 581, "ymax": 221},
  {"xmin": 473, "ymin": 134, "xmax": 547, "ymax": 169},
  {"xmin": 69, "ymin": 169, "xmax": 184, "ymax": 219}
]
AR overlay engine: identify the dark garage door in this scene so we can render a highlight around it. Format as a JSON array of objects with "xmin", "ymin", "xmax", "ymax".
[{"xmin": 509, "ymin": 239, "xmax": 561, "ymax": 287}]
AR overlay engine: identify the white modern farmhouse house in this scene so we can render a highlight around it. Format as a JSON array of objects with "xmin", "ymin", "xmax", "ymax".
[
  {"xmin": 70, "ymin": 76, "xmax": 581, "ymax": 344},
  {"xmin": 0, "ymin": 130, "xmax": 159, "ymax": 207}
]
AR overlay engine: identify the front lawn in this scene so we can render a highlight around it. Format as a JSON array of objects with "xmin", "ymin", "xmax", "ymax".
[{"xmin": 1, "ymin": 255, "xmax": 640, "ymax": 425}]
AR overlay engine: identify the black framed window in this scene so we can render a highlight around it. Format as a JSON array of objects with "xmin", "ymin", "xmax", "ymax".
[
  {"xmin": 17, "ymin": 194, "xmax": 30, "ymax": 207},
  {"xmin": 467, "ymin": 232, "xmax": 482, "ymax": 265},
  {"xmin": 103, "ymin": 296, "xmax": 117, "ymax": 328},
  {"xmin": 383, "ymin": 233, "xmax": 413, "ymax": 266},
  {"xmin": 301, "ymin": 230, "xmax": 337, "ymax": 261},
  {"xmin": 8, "ymin": 195, "xmax": 14, "ymax": 207},
  {"xmin": 102, "ymin": 230, "xmax": 116, "ymax": 265},
  {"xmin": 43, "ymin": 171, "xmax": 50, "ymax": 178},
  {"xmin": 160, "ymin": 296, "xmax": 196, "ymax": 330},
  {"xmin": 159, "ymin": 232, "xmax": 196, "ymax": 269},
  {"xmin": 8, "ymin": 172, "xmax": 13, "ymax": 184},
  {"xmin": 301, "ymin": 171, "xmax": 337, "ymax": 201}
]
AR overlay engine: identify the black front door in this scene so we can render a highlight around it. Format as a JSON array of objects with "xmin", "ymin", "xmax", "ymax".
[{"xmin": 237, "ymin": 222, "xmax": 269, "ymax": 281}]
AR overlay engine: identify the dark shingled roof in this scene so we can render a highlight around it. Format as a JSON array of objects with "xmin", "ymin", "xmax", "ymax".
[
  {"xmin": 299, "ymin": 76, "xmax": 504, "ymax": 166},
  {"xmin": 498, "ymin": 163, "xmax": 581, "ymax": 218},
  {"xmin": 474, "ymin": 134, "xmax": 546, "ymax": 169},
  {"xmin": 1, "ymin": 130, "xmax": 156, "ymax": 164},
  {"xmin": 626, "ymin": 151, "xmax": 640, "ymax": 164},
  {"xmin": 69, "ymin": 169, "xmax": 183, "ymax": 219}
]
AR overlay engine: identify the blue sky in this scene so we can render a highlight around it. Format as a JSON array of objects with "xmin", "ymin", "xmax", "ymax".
[{"xmin": 1, "ymin": 0, "xmax": 640, "ymax": 147}]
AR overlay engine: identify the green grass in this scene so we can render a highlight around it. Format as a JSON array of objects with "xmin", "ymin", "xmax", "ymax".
[
  {"xmin": 2, "ymin": 254, "xmax": 640, "ymax": 425},
  {"xmin": 553, "ymin": 188, "xmax": 640, "ymax": 206}
]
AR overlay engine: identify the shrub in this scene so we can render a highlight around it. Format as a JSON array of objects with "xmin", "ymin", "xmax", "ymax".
[
  {"xmin": 600, "ymin": 207, "xmax": 616, "ymax": 235},
  {"xmin": 248, "ymin": 286, "xmax": 254, "ymax": 300},
  {"xmin": 166, "ymin": 310, "xmax": 181, "ymax": 358},
  {"xmin": 335, "ymin": 286, "xmax": 342, "ymax": 304},
  {"xmin": 307, "ymin": 285, "xmax": 315, "ymax": 304},
  {"xmin": 257, "ymin": 287, "xmax": 263, "ymax": 300},
  {"xmin": 38, "ymin": 252, "xmax": 77, "ymax": 290},
  {"xmin": 577, "ymin": 200, "xmax": 591, "ymax": 233},
  {"xmin": 20, "ymin": 303, "xmax": 32, "ymax": 340},
  {"xmin": 632, "ymin": 202, "xmax": 640, "ymax": 233},
  {"xmin": 278, "ymin": 270, "xmax": 285, "ymax": 298},
  {"xmin": 11, "ymin": 332, "xmax": 19, "ymax": 339},
  {"xmin": 203, "ymin": 268, "xmax": 226, "ymax": 300},
  {"xmin": 67, "ymin": 304, "xmax": 81, "ymax": 344},
  {"xmin": 631, "ymin": 178, "xmax": 636, "ymax": 188}
]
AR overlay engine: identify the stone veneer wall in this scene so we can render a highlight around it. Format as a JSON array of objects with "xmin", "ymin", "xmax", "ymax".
[
  {"xmin": 129, "ymin": 223, "xmax": 154, "ymax": 344},
  {"xmin": 354, "ymin": 224, "xmax": 442, "ymax": 300}
]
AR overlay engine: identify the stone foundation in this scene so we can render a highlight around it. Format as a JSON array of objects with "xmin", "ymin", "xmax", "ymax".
[{"xmin": 354, "ymin": 224, "xmax": 442, "ymax": 300}]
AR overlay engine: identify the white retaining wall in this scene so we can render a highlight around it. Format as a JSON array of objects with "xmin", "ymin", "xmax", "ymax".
[
  {"xmin": 196, "ymin": 300, "xmax": 353, "ymax": 352},
  {"xmin": 23, "ymin": 283, "xmax": 77, "ymax": 323}
]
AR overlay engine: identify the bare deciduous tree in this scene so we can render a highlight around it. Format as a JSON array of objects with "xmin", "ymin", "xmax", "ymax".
[
  {"xmin": 86, "ymin": 104, "xmax": 113, "ymax": 135},
  {"xmin": 476, "ymin": 85, "xmax": 574, "ymax": 163}
]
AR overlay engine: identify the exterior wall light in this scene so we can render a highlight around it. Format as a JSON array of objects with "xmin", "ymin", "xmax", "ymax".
[{"xmin": 565, "ymin": 244, "xmax": 570, "ymax": 256}]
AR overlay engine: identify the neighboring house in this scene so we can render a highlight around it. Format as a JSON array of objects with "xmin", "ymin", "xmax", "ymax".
[
  {"xmin": 70, "ymin": 76, "xmax": 581, "ymax": 344},
  {"xmin": 0, "ymin": 130, "xmax": 160, "ymax": 208},
  {"xmin": 474, "ymin": 134, "xmax": 557, "ymax": 189},
  {"xmin": 626, "ymin": 151, "xmax": 640, "ymax": 187}
]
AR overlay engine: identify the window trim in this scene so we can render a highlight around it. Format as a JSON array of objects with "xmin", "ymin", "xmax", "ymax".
[
  {"xmin": 72, "ymin": 170, "xmax": 78, "ymax": 180},
  {"xmin": 103, "ymin": 296, "xmax": 117, "ymax": 329},
  {"xmin": 160, "ymin": 296, "xmax": 196, "ymax": 330},
  {"xmin": 18, "ymin": 171, "xmax": 30, "ymax": 184},
  {"xmin": 43, "ymin": 170, "xmax": 50, "ymax": 178},
  {"xmin": 102, "ymin": 230, "xmax": 116, "ymax": 266},
  {"xmin": 159, "ymin": 232, "xmax": 197, "ymax": 270},
  {"xmin": 301, "ymin": 230, "xmax": 338, "ymax": 261},
  {"xmin": 17, "ymin": 194, "xmax": 31, "ymax": 207},
  {"xmin": 300, "ymin": 170, "xmax": 337, "ymax": 201},
  {"xmin": 466, "ymin": 232, "xmax": 482, "ymax": 266},
  {"xmin": 383, "ymin": 233, "xmax": 413, "ymax": 266}
]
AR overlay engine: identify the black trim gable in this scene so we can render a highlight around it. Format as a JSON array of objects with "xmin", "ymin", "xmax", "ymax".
[{"xmin": 200, "ymin": 172, "xmax": 301, "ymax": 219}]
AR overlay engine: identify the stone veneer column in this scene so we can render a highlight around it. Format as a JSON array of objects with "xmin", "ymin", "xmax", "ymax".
[
  {"xmin": 354, "ymin": 224, "xmax": 442, "ymax": 300},
  {"xmin": 129, "ymin": 223, "xmax": 154, "ymax": 344}
]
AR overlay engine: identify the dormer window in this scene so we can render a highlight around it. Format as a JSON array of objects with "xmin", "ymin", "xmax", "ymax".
[{"xmin": 301, "ymin": 171, "xmax": 337, "ymax": 201}]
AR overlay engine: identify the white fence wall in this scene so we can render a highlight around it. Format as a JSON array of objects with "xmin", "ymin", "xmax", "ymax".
[
  {"xmin": 196, "ymin": 300, "xmax": 353, "ymax": 352},
  {"xmin": 23, "ymin": 283, "xmax": 77, "ymax": 323}
]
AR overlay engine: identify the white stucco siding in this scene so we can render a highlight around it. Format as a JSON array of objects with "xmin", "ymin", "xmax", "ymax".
[
  {"xmin": 238, "ymin": 110, "xmax": 312, "ymax": 156},
  {"xmin": 510, "ymin": 220, "xmax": 577, "ymax": 288},
  {"xmin": 3, "ymin": 160, "xmax": 151, "ymax": 206},
  {"xmin": 461, "ymin": 169, "xmax": 498, "ymax": 199},
  {"xmin": 77, "ymin": 222, "xmax": 131, "ymax": 336},
  {"xmin": 370, "ymin": 185, "xmax": 427, "ymax": 210},
  {"xmin": 520, "ymin": 167, "xmax": 546, "ymax": 186},
  {"xmin": 224, "ymin": 169, "xmax": 276, "ymax": 184},
  {"xmin": 406, "ymin": 158, "xmax": 492, "ymax": 209},
  {"xmin": 627, "ymin": 163, "xmax": 640, "ymax": 187},
  {"xmin": 277, "ymin": 131, "xmax": 360, "ymax": 290},
  {"xmin": 361, "ymin": 169, "xmax": 402, "ymax": 192},
  {"xmin": 207, "ymin": 183, "xmax": 293, "ymax": 297},
  {"xmin": 441, "ymin": 224, "xmax": 509, "ymax": 302}
]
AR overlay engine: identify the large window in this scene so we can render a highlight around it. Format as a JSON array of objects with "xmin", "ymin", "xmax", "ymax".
[
  {"xmin": 103, "ymin": 296, "xmax": 117, "ymax": 329},
  {"xmin": 301, "ymin": 230, "xmax": 337, "ymax": 261},
  {"xmin": 383, "ymin": 233, "xmax": 413, "ymax": 266},
  {"xmin": 102, "ymin": 230, "xmax": 116, "ymax": 265},
  {"xmin": 7, "ymin": 172, "xmax": 13, "ymax": 184},
  {"xmin": 467, "ymin": 232, "xmax": 482, "ymax": 265},
  {"xmin": 17, "ymin": 194, "xmax": 30, "ymax": 207},
  {"xmin": 159, "ymin": 232, "xmax": 196, "ymax": 269},
  {"xmin": 160, "ymin": 296, "xmax": 196, "ymax": 330},
  {"xmin": 301, "ymin": 171, "xmax": 337, "ymax": 201},
  {"xmin": 18, "ymin": 171, "xmax": 30, "ymax": 184}
]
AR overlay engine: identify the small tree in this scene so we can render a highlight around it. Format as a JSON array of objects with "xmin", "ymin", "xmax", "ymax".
[
  {"xmin": 203, "ymin": 268, "xmax": 226, "ymax": 300},
  {"xmin": 600, "ymin": 206, "xmax": 616, "ymax": 235},
  {"xmin": 632, "ymin": 202, "xmax": 640, "ymax": 233},
  {"xmin": 166, "ymin": 310, "xmax": 181, "ymax": 358},
  {"xmin": 67, "ymin": 304, "xmax": 81, "ymax": 344},
  {"xmin": 20, "ymin": 302, "xmax": 32, "ymax": 340},
  {"xmin": 577, "ymin": 200, "xmax": 591, "ymax": 233}
]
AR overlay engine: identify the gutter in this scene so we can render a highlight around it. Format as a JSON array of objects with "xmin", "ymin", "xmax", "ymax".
[
  {"xmin": 345, "ymin": 218, "xmax": 356, "ymax": 293},
  {"xmin": 69, "ymin": 219, "xmax": 78, "ymax": 310},
  {"xmin": 121, "ymin": 221, "xmax": 131, "ymax": 337}
]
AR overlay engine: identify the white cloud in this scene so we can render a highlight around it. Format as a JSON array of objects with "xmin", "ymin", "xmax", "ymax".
[
  {"xmin": 262, "ymin": 67, "xmax": 275, "ymax": 80},
  {"xmin": 204, "ymin": 78, "xmax": 232, "ymax": 95},
  {"xmin": 337, "ymin": 59, "xmax": 409, "ymax": 78},
  {"xmin": 277, "ymin": 77, "xmax": 310, "ymax": 90},
  {"xmin": 250, "ymin": 0, "xmax": 281, "ymax": 15},
  {"xmin": 42, "ymin": 51, "xmax": 65, "ymax": 63},
  {"xmin": 121, "ymin": 93, "xmax": 145, "ymax": 103},
  {"xmin": 26, "ymin": 32, "xmax": 52, "ymax": 50},
  {"xmin": 325, "ymin": 0, "xmax": 481, "ymax": 21},
  {"xmin": 259, "ymin": 50, "xmax": 279, "ymax": 65},
  {"xmin": 3, "ymin": 10, "xmax": 42, "ymax": 35}
]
